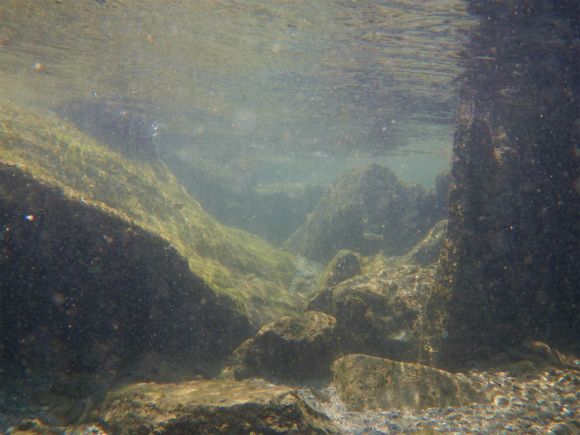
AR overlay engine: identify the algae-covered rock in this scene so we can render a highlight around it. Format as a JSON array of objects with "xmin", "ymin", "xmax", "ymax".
[
  {"xmin": 228, "ymin": 311, "xmax": 339, "ymax": 383},
  {"xmin": 332, "ymin": 354, "xmax": 485, "ymax": 412},
  {"xmin": 99, "ymin": 379, "xmax": 342, "ymax": 435},
  {"xmin": 285, "ymin": 163, "xmax": 447, "ymax": 262},
  {"xmin": 317, "ymin": 249, "xmax": 362, "ymax": 290},
  {"xmin": 0, "ymin": 102, "xmax": 297, "ymax": 324},
  {"xmin": 401, "ymin": 219, "xmax": 447, "ymax": 267},
  {"xmin": 229, "ymin": 255, "xmax": 440, "ymax": 384},
  {"xmin": 0, "ymin": 103, "xmax": 300, "ymax": 385},
  {"xmin": 306, "ymin": 264, "xmax": 436, "ymax": 362}
]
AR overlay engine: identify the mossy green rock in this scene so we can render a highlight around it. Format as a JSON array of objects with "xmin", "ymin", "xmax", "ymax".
[
  {"xmin": 0, "ymin": 103, "xmax": 297, "ymax": 326},
  {"xmin": 0, "ymin": 103, "xmax": 301, "ymax": 385},
  {"xmin": 316, "ymin": 249, "xmax": 362, "ymax": 291},
  {"xmin": 307, "ymin": 264, "xmax": 436, "ymax": 362}
]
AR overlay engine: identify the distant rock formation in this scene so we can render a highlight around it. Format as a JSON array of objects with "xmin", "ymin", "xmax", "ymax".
[{"xmin": 285, "ymin": 163, "xmax": 448, "ymax": 262}]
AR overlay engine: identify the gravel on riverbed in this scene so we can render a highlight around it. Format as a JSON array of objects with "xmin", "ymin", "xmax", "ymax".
[{"xmin": 297, "ymin": 368, "xmax": 580, "ymax": 435}]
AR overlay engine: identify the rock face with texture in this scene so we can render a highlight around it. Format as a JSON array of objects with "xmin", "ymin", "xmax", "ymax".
[
  {"xmin": 285, "ymin": 163, "xmax": 447, "ymax": 262},
  {"xmin": 317, "ymin": 250, "xmax": 362, "ymax": 290},
  {"xmin": 401, "ymin": 219, "xmax": 447, "ymax": 267},
  {"xmin": 0, "ymin": 161, "xmax": 251, "ymax": 382},
  {"xmin": 307, "ymin": 264, "xmax": 436, "ymax": 363},
  {"xmin": 0, "ymin": 103, "xmax": 299, "ymax": 392},
  {"xmin": 332, "ymin": 354, "xmax": 484, "ymax": 412},
  {"xmin": 99, "ymin": 380, "xmax": 342, "ymax": 435},
  {"xmin": 229, "ymin": 311, "xmax": 338, "ymax": 383},
  {"xmin": 229, "ymin": 234, "xmax": 444, "ymax": 384},
  {"xmin": 422, "ymin": 0, "xmax": 580, "ymax": 369}
]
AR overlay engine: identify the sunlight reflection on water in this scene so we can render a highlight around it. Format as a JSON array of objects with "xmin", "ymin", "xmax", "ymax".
[{"xmin": 0, "ymin": 0, "xmax": 474, "ymax": 184}]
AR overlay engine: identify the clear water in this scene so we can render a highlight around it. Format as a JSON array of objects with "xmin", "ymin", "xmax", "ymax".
[
  {"xmin": 2, "ymin": 3, "xmax": 579, "ymax": 434},
  {"xmin": 0, "ymin": 0, "xmax": 474, "ymax": 187}
]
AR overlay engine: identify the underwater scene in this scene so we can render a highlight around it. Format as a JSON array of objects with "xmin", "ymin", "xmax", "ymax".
[{"xmin": 0, "ymin": 0, "xmax": 578, "ymax": 434}]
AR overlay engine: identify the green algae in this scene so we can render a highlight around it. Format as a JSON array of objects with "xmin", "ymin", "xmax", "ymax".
[
  {"xmin": 0, "ymin": 103, "xmax": 298, "ymax": 324},
  {"xmin": 314, "ymin": 250, "xmax": 363, "ymax": 293}
]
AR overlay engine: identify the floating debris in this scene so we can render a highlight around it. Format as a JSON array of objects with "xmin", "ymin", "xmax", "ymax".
[{"xmin": 362, "ymin": 230, "xmax": 383, "ymax": 241}]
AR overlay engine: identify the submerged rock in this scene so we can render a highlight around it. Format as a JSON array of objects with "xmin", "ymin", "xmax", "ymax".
[
  {"xmin": 285, "ymin": 163, "xmax": 447, "ymax": 262},
  {"xmin": 99, "ymin": 379, "xmax": 342, "ymax": 435},
  {"xmin": 332, "ymin": 354, "xmax": 485, "ymax": 412},
  {"xmin": 0, "ymin": 160, "xmax": 250, "ymax": 383},
  {"xmin": 0, "ymin": 103, "xmax": 299, "ymax": 397},
  {"xmin": 1, "ymin": 103, "xmax": 299, "ymax": 322},
  {"xmin": 228, "ymin": 220, "xmax": 452, "ymax": 386},
  {"xmin": 228, "ymin": 311, "xmax": 339, "ymax": 383},
  {"xmin": 307, "ymin": 264, "xmax": 436, "ymax": 363},
  {"xmin": 422, "ymin": 0, "xmax": 580, "ymax": 369},
  {"xmin": 316, "ymin": 249, "xmax": 362, "ymax": 290}
]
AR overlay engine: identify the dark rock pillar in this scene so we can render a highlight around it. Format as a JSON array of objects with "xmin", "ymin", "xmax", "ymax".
[{"xmin": 422, "ymin": 0, "xmax": 579, "ymax": 369}]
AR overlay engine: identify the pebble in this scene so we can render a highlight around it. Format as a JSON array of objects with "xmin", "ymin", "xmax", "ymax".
[
  {"xmin": 3, "ymin": 366, "xmax": 579, "ymax": 435},
  {"xmin": 298, "ymin": 368, "xmax": 580, "ymax": 435},
  {"xmin": 549, "ymin": 422, "xmax": 571, "ymax": 435},
  {"xmin": 493, "ymin": 395, "xmax": 509, "ymax": 406}
]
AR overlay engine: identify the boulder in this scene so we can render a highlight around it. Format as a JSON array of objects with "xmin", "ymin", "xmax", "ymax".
[
  {"xmin": 0, "ymin": 103, "xmax": 299, "ymax": 391},
  {"xmin": 332, "ymin": 354, "xmax": 484, "ymax": 412},
  {"xmin": 316, "ymin": 249, "xmax": 362, "ymax": 290},
  {"xmin": 99, "ymin": 379, "xmax": 342, "ymax": 435},
  {"xmin": 307, "ymin": 264, "xmax": 436, "ymax": 362},
  {"xmin": 228, "ymin": 311, "xmax": 338, "ymax": 383},
  {"xmin": 285, "ymin": 163, "xmax": 447, "ymax": 262},
  {"xmin": 0, "ymin": 163, "xmax": 250, "ymax": 382},
  {"xmin": 229, "ymin": 233, "xmax": 445, "ymax": 385},
  {"xmin": 422, "ymin": 0, "xmax": 580, "ymax": 369}
]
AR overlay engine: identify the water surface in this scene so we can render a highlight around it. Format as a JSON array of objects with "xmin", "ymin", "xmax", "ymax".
[{"xmin": 0, "ymin": 0, "xmax": 474, "ymax": 185}]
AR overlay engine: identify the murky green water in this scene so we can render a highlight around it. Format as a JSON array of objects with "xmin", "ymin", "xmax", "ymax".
[{"xmin": 0, "ymin": 0, "xmax": 474, "ymax": 185}]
